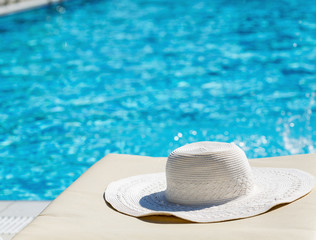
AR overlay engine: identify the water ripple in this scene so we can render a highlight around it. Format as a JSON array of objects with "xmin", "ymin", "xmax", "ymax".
[{"xmin": 0, "ymin": 0, "xmax": 316, "ymax": 199}]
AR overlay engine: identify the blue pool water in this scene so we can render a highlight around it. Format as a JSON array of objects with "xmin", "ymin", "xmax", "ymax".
[{"xmin": 0, "ymin": 0, "xmax": 316, "ymax": 200}]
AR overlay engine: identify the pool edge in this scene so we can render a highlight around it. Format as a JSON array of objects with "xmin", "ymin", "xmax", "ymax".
[{"xmin": 0, "ymin": 0, "xmax": 63, "ymax": 16}]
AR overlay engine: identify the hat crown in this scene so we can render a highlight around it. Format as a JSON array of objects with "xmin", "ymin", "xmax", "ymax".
[{"xmin": 165, "ymin": 142, "xmax": 255, "ymax": 205}]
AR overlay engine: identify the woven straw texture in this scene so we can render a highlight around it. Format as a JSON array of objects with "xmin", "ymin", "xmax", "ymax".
[{"xmin": 105, "ymin": 142, "xmax": 315, "ymax": 222}]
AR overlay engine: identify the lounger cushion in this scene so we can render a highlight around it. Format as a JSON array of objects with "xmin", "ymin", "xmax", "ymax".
[{"xmin": 13, "ymin": 153, "xmax": 316, "ymax": 240}]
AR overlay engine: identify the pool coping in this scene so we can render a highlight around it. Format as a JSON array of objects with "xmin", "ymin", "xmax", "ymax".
[{"xmin": 0, "ymin": 0, "xmax": 62, "ymax": 16}]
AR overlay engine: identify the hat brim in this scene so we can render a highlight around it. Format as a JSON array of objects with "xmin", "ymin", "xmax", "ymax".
[{"xmin": 105, "ymin": 167, "xmax": 314, "ymax": 223}]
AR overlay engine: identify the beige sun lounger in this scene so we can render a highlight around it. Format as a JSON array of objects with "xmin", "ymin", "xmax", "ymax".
[{"xmin": 13, "ymin": 153, "xmax": 316, "ymax": 240}]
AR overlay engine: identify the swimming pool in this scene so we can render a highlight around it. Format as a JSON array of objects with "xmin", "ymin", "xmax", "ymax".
[{"xmin": 0, "ymin": 0, "xmax": 315, "ymax": 200}]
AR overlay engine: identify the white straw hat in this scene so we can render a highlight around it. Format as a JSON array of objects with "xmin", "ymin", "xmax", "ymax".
[{"xmin": 105, "ymin": 142, "xmax": 315, "ymax": 222}]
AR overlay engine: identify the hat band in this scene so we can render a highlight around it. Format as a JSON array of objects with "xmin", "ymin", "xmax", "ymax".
[{"xmin": 165, "ymin": 174, "xmax": 255, "ymax": 205}]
